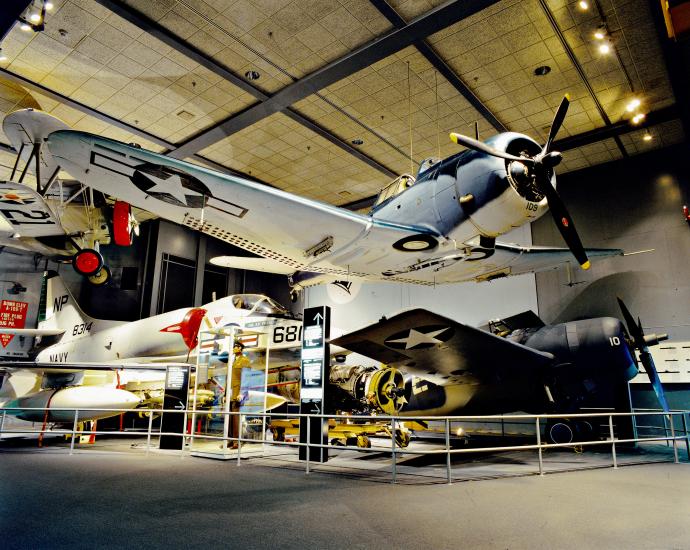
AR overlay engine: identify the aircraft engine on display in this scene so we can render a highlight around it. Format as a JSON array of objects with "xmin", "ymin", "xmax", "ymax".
[{"xmin": 329, "ymin": 364, "xmax": 406, "ymax": 415}]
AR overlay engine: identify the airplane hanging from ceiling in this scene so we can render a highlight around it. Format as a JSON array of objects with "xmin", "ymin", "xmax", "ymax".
[
  {"xmin": 330, "ymin": 299, "xmax": 670, "ymax": 443},
  {"xmin": 45, "ymin": 97, "xmax": 622, "ymax": 298},
  {"xmin": 0, "ymin": 109, "xmax": 139, "ymax": 286}
]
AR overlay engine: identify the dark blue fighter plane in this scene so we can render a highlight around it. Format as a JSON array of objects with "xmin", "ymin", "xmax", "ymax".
[{"xmin": 331, "ymin": 299, "xmax": 669, "ymax": 443}]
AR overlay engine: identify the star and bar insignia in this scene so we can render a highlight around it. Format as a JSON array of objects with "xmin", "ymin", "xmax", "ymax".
[{"xmin": 384, "ymin": 324, "xmax": 454, "ymax": 350}]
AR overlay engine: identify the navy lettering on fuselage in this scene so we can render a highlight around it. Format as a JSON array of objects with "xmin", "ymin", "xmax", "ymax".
[
  {"xmin": 48, "ymin": 351, "xmax": 68, "ymax": 362},
  {"xmin": 53, "ymin": 295, "xmax": 68, "ymax": 312}
]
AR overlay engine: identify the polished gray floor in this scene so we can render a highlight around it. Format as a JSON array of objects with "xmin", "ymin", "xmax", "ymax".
[{"xmin": 1, "ymin": 448, "xmax": 689, "ymax": 549}]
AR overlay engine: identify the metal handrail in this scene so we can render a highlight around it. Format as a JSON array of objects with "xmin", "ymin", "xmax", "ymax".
[{"xmin": 1, "ymin": 406, "xmax": 688, "ymax": 483}]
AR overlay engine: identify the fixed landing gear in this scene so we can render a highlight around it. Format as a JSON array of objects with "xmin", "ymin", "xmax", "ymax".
[
  {"xmin": 545, "ymin": 419, "xmax": 594, "ymax": 444},
  {"xmin": 112, "ymin": 200, "xmax": 138, "ymax": 246},
  {"xmin": 72, "ymin": 248, "xmax": 111, "ymax": 286}
]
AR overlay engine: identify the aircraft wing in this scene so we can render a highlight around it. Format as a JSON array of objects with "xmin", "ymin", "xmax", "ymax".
[
  {"xmin": 0, "ymin": 361, "xmax": 183, "ymax": 378},
  {"xmin": 47, "ymin": 130, "xmax": 440, "ymax": 279},
  {"xmin": 330, "ymin": 309, "xmax": 553, "ymax": 383},
  {"xmin": 0, "ymin": 328, "xmax": 65, "ymax": 337},
  {"xmin": 0, "ymin": 182, "xmax": 65, "ymax": 237}
]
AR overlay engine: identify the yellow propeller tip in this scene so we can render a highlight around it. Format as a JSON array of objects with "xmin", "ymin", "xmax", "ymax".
[
  {"xmin": 449, "ymin": 133, "xmax": 458, "ymax": 144},
  {"xmin": 564, "ymin": 93, "xmax": 570, "ymax": 100},
  {"xmin": 581, "ymin": 260, "xmax": 591, "ymax": 270}
]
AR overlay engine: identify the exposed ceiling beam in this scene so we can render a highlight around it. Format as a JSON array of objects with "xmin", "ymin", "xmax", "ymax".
[
  {"xmin": 168, "ymin": 0, "xmax": 502, "ymax": 160},
  {"xmin": 0, "ymin": 68, "xmax": 271, "ymax": 185},
  {"xmin": 538, "ymin": 0, "xmax": 627, "ymax": 158},
  {"xmin": 339, "ymin": 105, "xmax": 680, "ymax": 211},
  {"xmin": 94, "ymin": 0, "xmax": 397, "ymax": 178},
  {"xmin": 649, "ymin": 0, "xmax": 690, "ymax": 139},
  {"xmin": 369, "ymin": 0, "xmax": 506, "ymax": 133},
  {"xmin": 0, "ymin": 0, "xmax": 30, "ymax": 43}
]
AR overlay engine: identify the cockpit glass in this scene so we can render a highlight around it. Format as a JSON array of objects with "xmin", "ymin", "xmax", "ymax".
[
  {"xmin": 232, "ymin": 294, "xmax": 288, "ymax": 315},
  {"xmin": 373, "ymin": 174, "xmax": 416, "ymax": 207}
]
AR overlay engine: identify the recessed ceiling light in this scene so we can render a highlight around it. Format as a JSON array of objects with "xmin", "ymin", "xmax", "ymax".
[
  {"xmin": 643, "ymin": 133, "xmax": 652, "ymax": 142},
  {"xmin": 598, "ymin": 43, "xmax": 611, "ymax": 54},
  {"xmin": 0, "ymin": 55, "xmax": 6, "ymax": 62},
  {"xmin": 30, "ymin": 13, "xmax": 41, "ymax": 23},
  {"xmin": 631, "ymin": 113, "xmax": 645, "ymax": 124},
  {"xmin": 351, "ymin": 138, "xmax": 364, "ymax": 145},
  {"xmin": 534, "ymin": 65, "xmax": 551, "ymax": 76},
  {"xmin": 578, "ymin": 1, "xmax": 588, "ymax": 9},
  {"xmin": 245, "ymin": 70, "xmax": 260, "ymax": 81},
  {"xmin": 45, "ymin": 1, "xmax": 54, "ymax": 10},
  {"xmin": 20, "ymin": 23, "xmax": 32, "ymax": 31},
  {"xmin": 594, "ymin": 29, "xmax": 605, "ymax": 40},
  {"xmin": 626, "ymin": 98, "xmax": 641, "ymax": 112}
]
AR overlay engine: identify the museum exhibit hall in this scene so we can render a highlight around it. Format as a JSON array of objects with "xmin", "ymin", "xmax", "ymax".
[{"xmin": 0, "ymin": 1, "xmax": 689, "ymax": 548}]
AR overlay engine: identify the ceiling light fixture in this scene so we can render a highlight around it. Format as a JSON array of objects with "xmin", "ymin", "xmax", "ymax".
[
  {"xmin": 578, "ymin": 1, "xmax": 589, "ymax": 9},
  {"xmin": 598, "ymin": 43, "xmax": 611, "ymax": 54},
  {"xmin": 626, "ymin": 98, "xmax": 641, "ymax": 112},
  {"xmin": 244, "ymin": 70, "xmax": 260, "ymax": 81},
  {"xmin": 0, "ymin": 48, "xmax": 6, "ymax": 62},
  {"xmin": 29, "ymin": 12, "xmax": 41, "ymax": 23},
  {"xmin": 594, "ymin": 28, "xmax": 606, "ymax": 40},
  {"xmin": 534, "ymin": 65, "xmax": 551, "ymax": 76},
  {"xmin": 643, "ymin": 132, "xmax": 652, "ymax": 142},
  {"xmin": 351, "ymin": 138, "xmax": 364, "ymax": 145},
  {"xmin": 20, "ymin": 23, "xmax": 32, "ymax": 31},
  {"xmin": 631, "ymin": 113, "xmax": 646, "ymax": 124},
  {"xmin": 45, "ymin": 1, "xmax": 53, "ymax": 9}
]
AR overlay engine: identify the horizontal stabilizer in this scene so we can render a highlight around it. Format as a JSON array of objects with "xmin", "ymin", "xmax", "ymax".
[{"xmin": 209, "ymin": 256, "xmax": 294, "ymax": 275}]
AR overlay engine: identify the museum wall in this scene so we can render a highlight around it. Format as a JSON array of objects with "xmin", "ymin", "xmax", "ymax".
[
  {"xmin": 531, "ymin": 143, "xmax": 690, "ymax": 342},
  {"xmin": 305, "ymin": 225, "xmax": 538, "ymax": 333}
]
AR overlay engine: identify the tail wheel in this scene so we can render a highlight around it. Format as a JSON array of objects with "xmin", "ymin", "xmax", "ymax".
[
  {"xmin": 356, "ymin": 435, "xmax": 371, "ymax": 448},
  {"xmin": 113, "ymin": 201, "xmax": 135, "ymax": 246},
  {"xmin": 394, "ymin": 429, "xmax": 411, "ymax": 448},
  {"xmin": 73, "ymin": 248, "xmax": 103, "ymax": 276},
  {"xmin": 87, "ymin": 265, "xmax": 111, "ymax": 286}
]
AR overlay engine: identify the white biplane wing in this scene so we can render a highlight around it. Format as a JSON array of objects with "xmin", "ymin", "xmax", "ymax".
[{"xmin": 0, "ymin": 182, "xmax": 65, "ymax": 237}]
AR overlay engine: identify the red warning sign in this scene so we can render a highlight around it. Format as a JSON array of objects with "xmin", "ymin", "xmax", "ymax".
[{"xmin": 0, "ymin": 300, "xmax": 28, "ymax": 347}]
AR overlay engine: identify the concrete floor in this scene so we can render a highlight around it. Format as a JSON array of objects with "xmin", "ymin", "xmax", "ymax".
[{"xmin": 1, "ymin": 449, "xmax": 689, "ymax": 549}]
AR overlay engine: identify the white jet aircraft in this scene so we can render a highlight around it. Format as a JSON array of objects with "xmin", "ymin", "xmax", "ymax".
[
  {"xmin": 45, "ymin": 97, "xmax": 622, "ymax": 300},
  {"xmin": 0, "ymin": 272, "xmax": 300, "ymax": 423}
]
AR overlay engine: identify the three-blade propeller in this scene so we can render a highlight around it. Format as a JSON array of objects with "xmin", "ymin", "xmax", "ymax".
[
  {"xmin": 450, "ymin": 95, "xmax": 590, "ymax": 270},
  {"xmin": 617, "ymin": 297, "xmax": 670, "ymax": 412}
]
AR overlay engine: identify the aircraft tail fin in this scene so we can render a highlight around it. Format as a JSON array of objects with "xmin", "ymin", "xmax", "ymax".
[{"xmin": 38, "ymin": 272, "xmax": 97, "ymax": 332}]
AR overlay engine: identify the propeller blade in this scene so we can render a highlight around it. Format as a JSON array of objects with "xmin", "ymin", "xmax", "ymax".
[
  {"xmin": 535, "ymin": 167, "xmax": 589, "ymax": 268},
  {"xmin": 449, "ymin": 133, "xmax": 532, "ymax": 164},
  {"xmin": 616, "ymin": 298, "xmax": 670, "ymax": 412},
  {"xmin": 639, "ymin": 349, "xmax": 670, "ymax": 412},
  {"xmin": 474, "ymin": 121, "xmax": 479, "ymax": 141},
  {"xmin": 543, "ymin": 95, "xmax": 570, "ymax": 154}
]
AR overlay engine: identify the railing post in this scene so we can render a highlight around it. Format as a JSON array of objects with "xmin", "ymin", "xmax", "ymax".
[
  {"xmin": 237, "ymin": 412, "xmax": 243, "ymax": 466},
  {"xmin": 0, "ymin": 409, "xmax": 6, "ymax": 442},
  {"xmin": 662, "ymin": 414, "xmax": 670, "ymax": 447},
  {"xmin": 445, "ymin": 418, "xmax": 452, "ymax": 484},
  {"xmin": 146, "ymin": 410, "xmax": 153, "ymax": 456},
  {"xmin": 536, "ymin": 417, "xmax": 543, "ymax": 476},
  {"xmin": 69, "ymin": 409, "xmax": 78, "ymax": 455},
  {"xmin": 306, "ymin": 414, "xmax": 311, "ymax": 475},
  {"xmin": 669, "ymin": 414, "xmax": 679, "ymax": 464},
  {"xmin": 609, "ymin": 415, "xmax": 617, "ymax": 469},
  {"xmin": 391, "ymin": 417, "xmax": 397, "ymax": 484},
  {"xmin": 681, "ymin": 413, "xmax": 690, "ymax": 462},
  {"xmin": 189, "ymin": 410, "xmax": 197, "ymax": 453}
]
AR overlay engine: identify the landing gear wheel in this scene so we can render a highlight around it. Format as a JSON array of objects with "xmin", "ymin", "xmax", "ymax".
[
  {"xmin": 113, "ymin": 201, "xmax": 134, "ymax": 246},
  {"xmin": 73, "ymin": 248, "xmax": 104, "ymax": 276},
  {"xmin": 356, "ymin": 435, "xmax": 371, "ymax": 449},
  {"xmin": 547, "ymin": 420, "xmax": 574, "ymax": 444},
  {"xmin": 394, "ymin": 429, "xmax": 411, "ymax": 448},
  {"xmin": 87, "ymin": 265, "xmax": 111, "ymax": 286},
  {"xmin": 290, "ymin": 290, "xmax": 299, "ymax": 303},
  {"xmin": 271, "ymin": 428, "xmax": 285, "ymax": 442}
]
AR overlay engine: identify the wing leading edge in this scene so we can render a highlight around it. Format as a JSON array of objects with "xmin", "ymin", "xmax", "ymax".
[{"xmin": 331, "ymin": 309, "xmax": 554, "ymax": 383}]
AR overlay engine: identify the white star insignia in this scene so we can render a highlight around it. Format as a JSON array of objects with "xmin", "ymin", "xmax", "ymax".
[
  {"xmin": 145, "ymin": 173, "xmax": 199, "ymax": 204},
  {"xmin": 387, "ymin": 327, "xmax": 450, "ymax": 349}
]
